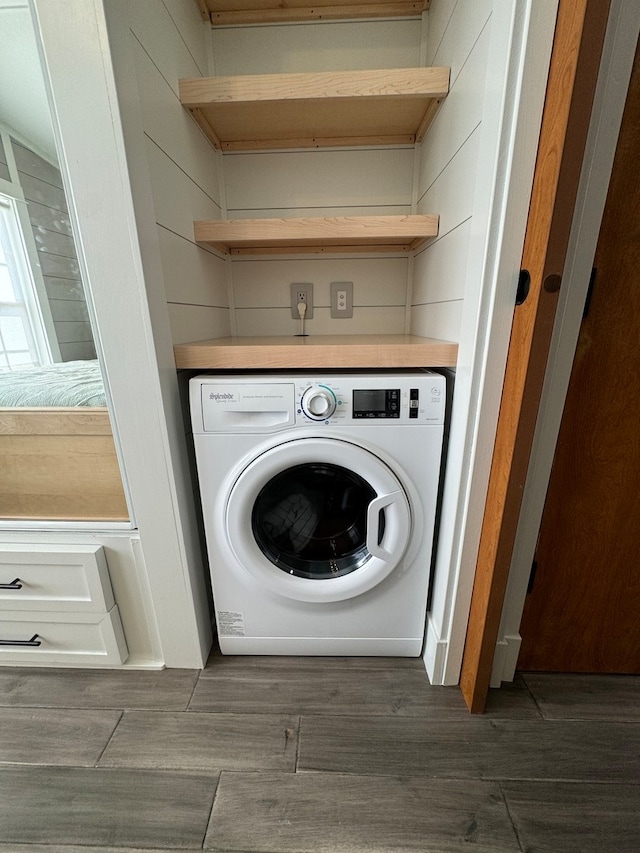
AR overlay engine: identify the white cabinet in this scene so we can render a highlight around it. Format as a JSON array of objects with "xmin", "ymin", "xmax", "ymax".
[{"xmin": 0, "ymin": 544, "xmax": 128, "ymax": 665}]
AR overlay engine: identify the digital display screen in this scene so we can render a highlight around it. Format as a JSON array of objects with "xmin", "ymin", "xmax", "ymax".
[{"xmin": 353, "ymin": 389, "xmax": 387, "ymax": 412}]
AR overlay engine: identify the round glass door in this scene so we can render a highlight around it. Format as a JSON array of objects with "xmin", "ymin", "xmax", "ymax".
[
  {"xmin": 224, "ymin": 437, "xmax": 412, "ymax": 602},
  {"xmin": 252, "ymin": 462, "xmax": 385, "ymax": 579}
]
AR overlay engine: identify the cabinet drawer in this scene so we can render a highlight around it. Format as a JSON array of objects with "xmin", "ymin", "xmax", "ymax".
[
  {"xmin": 0, "ymin": 607, "xmax": 128, "ymax": 665},
  {"xmin": 0, "ymin": 545, "xmax": 115, "ymax": 612}
]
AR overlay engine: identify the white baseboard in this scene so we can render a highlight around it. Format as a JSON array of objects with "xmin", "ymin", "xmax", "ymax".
[
  {"xmin": 490, "ymin": 633, "xmax": 522, "ymax": 687},
  {"xmin": 423, "ymin": 615, "xmax": 449, "ymax": 685}
]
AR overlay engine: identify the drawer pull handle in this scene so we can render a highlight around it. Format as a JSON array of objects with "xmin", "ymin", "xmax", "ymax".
[
  {"xmin": 0, "ymin": 634, "xmax": 42, "ymax": 647},
  {"xmin": 0, "ymin": 578, "xmax": 23, "ymax": 590}
]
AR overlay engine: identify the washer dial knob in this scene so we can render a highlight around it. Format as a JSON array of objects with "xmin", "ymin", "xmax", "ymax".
[{"xmin": 301, "ymin": 386, "xmax": 337, "ymax": 420}]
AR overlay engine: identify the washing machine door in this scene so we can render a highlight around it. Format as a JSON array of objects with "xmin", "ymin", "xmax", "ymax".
[{"xmin": 225, "ymin": 437, "xmax": 412, "ymax": 602}]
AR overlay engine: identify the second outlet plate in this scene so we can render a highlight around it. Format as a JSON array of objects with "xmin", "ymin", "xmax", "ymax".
[{"xmin": 330, "ymin": 281, "xmax": 353, "ymax": 318}]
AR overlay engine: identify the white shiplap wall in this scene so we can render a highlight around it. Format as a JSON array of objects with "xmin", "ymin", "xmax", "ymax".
[
  {"xmin": 412, "ymin": 0, "xmax": 492, "ymax": 342},
  {"xmin": 211, "ymin": 19, "xmax": 422, "ymax": 74},
  {"xmin": 118, "ymin": 8, "xmax": 495, "ymax": 346},
  {"xmin": 123, "ymin": 0, "xmax": 230, "ymax": 345},
  {"xmin": 212, "ymin": 18, "xmax": 423, "ymax": 337}
]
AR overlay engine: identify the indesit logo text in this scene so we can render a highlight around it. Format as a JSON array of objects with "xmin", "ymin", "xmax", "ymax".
[{"xmin": 209, "ymin": 392, "xmax": 235, "ymax": 401}]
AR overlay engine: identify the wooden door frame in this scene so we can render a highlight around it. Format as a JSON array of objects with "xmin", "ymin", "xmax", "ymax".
[
  {"xmin": 493, "ymin": 2, "xmax": 640, "ymax": 687},
  {"xmin": 459, "ymin": 0, "xmax": 612, "ymax": 713}
]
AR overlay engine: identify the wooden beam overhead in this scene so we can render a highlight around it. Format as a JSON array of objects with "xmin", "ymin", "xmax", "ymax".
[{"xmin": 197, "ymin": 0, "xmax": 430, "ymax": 26}]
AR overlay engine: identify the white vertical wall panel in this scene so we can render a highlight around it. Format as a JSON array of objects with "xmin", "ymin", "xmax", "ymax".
[
  {"xmin": 411, "ymin": 10, "xmax": 491, "ymax": 347},
  {"xmin": 232, "ymin": 257, "xmax": 407, "ymax": 308},
  {"xmin": 224, "ymin": 149, "xmax": 414, "ymax": 215},
  {"xmin": 410, "ymin": 300, "xmax": 463, "ymax": 343},
  {"xmin": 132, "ymin": 40, "xmax": 221, "ymax": 203},
  {"xmin": 169, "ymin": 304, "xmax": 231, "ymax": 343},
  {"xmin": 145, "ymin": 139, "xmax": 221, "ymax": 240},
  {"xmin": 424, "ymin": 0, "xmax": 458, "ymax": 66},
  {"xmin": 411, "ymin": 120, "xmax": 480, "ymax": 340},
  {"xmin": 417, "ymin": 125, "xmax": 481, "ymax": 239},
  {"xmin": 230, "ymin": 205, "xmax": 413, "ymax": 219},
  {"xmin": 236, "ymin": 305, "xmax": 407, "ymax": 337},
  {"xmin": 233, "ymin": 255, "xmax": 407, "ymax": 336},
  {"xmin": 158, "ymin": 228, "xmax": 229, "ymax": 308},
  {"xmin": 429, "ymin": 0, "xmax": 492, "ymax": 85},
  {"xmin": 124, "ymin": 2, "xmax": 229, "ymax": 350},
  {"xmin": 126, "ymin": 0, "xmax": 208, "ymax": 94},
  {"xmin": 142, "ymin": 94, "xmax": 228, "ymax": 342},
  {"xmin": 415, "ymin": 0, "xmax": 497, "ymax": 680},
  {"xmin": 212, "ymin": 20, "xmax": 422, "ymax": 75},
  {"xmin": 417, "ymin": 22, "xmax": 491, "ymax": 198},
  {"xmin": 162, "ymin": 0, "xmax": 210, "ymax": 75},
  {"xmin": 414, "ymin": 218, "xmax": 472, "ymax": 305}
]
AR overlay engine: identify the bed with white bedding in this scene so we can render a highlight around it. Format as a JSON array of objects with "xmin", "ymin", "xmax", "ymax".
[
  {"xmin": 0, "ymin": 361, "xmax": 128, "ymax": 521},
  {"xmin": 0, "ymin": 360, "xmax": 107, "ymax": 408}
]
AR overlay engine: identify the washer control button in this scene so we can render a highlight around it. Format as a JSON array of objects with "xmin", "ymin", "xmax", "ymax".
[
  {"xmin": 309, "ymin": 395, "xmax": 330, "ymax": 416},
  {"xmin": 301, "ymin": 386, "xmax": 337, "ymax": 420},
  {"xmin": 410, "ymin": 388, "xmax": 419, "ymax": 419}
]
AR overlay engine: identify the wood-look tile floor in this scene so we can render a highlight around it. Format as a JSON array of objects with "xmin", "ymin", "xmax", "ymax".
[{"xmin": 0, "ymin": 658, "xmax": 638, "ymax": 852}]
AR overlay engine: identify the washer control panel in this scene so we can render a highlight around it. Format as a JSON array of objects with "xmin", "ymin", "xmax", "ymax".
[
  {"xmin": 193, "ymin": 371, "xmax": 446, "ymax": 433},
  {"xmin": 294, "ymin": 372, "xmax": 445, "ymax": 426}
]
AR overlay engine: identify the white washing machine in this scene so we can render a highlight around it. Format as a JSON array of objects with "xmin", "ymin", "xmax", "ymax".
[{"xmin": 189, "ymin": 370, "xmax": 447, "ymax": 656}]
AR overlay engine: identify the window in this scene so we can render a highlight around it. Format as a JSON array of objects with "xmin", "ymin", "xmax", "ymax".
[{"xmin": 0, "ymin": 193, "xmax": 51, "ymax": 370}]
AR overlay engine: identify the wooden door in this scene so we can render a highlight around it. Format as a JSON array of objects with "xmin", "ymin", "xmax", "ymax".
[
  {"xmin": 517, "ymin": 37, "xmax": 640, "ymax": 673},
  {"xmin": 459, "ymin": 0, "xmax": 612, "ymax": 712}
]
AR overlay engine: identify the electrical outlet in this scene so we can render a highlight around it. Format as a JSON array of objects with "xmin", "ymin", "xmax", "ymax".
[
  {"xmin": 330, "ymin": 281, "xmax": 353, "ymax": 318},
  {"xmin": 290, "ymin": 283, "xmax": 314, "ymax": 319}
]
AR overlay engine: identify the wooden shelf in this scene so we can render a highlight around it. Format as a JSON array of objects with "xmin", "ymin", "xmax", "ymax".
[
  {"xmin": 179, "ymin": 67, "xmax": 449, "ymax": 151},
  {"xmin": 195, "ymin": 214, "xmax": 438, "ymax": 255},
  {"xmin": 197, "ymin": 0, "xmax": 430, "ymax": 27},
  {"xmin": 174, "ymin": 335, "xmax": 458, "ymax": 370}
]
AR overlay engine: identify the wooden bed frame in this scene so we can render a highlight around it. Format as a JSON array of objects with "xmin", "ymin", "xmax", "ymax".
[{"xmin": 0, "ymin": 408, "xmax": 129, "ymax": 521}]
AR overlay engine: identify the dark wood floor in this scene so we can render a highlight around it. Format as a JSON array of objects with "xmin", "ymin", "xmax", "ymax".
[{"xmin": 0, "ymin": 656, "xmax": 638, "ymax": 852}]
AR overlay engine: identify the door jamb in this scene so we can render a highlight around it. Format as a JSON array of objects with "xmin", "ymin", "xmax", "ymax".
[
  {"xmin": 492, "ymin": 2, "xmax": 640, "ymax": 686},
  {"xmin": 459, "ymin": 0, "xmax": 612, "ymax": 713}
]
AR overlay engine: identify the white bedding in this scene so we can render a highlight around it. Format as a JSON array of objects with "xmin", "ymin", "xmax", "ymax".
[{"xmin": 0, "ymin": 360, "xmax": 107, "ymax": 407}]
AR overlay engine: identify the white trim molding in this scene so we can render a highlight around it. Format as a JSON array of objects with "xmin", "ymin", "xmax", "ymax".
[
  {"xmin": 424, "ymin": 0, "xmax": 558, "ymax": 685},
  {"xmin": 30, "ymin": 0, "xmax": 213, "ymax": 667}
]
